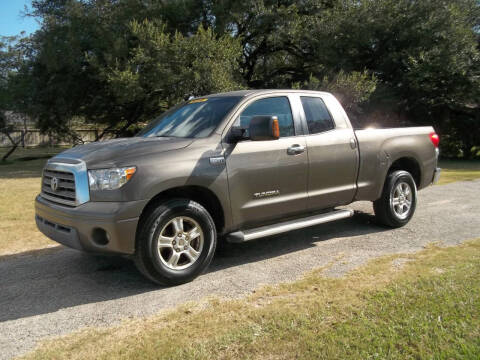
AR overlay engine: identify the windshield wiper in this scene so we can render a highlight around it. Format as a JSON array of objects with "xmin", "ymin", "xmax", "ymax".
[{"xmin": 155, "ymin": 135, "xmax": 184, "ymax": 138}]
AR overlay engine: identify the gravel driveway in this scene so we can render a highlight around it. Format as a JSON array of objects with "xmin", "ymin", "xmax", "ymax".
[{"xmin": 1, "ymin": 180, "xmax": 479, "ymax": 359}]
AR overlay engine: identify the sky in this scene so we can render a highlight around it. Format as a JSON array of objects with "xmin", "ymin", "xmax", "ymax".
[{"xmin": 0, "ymin": 0, "xmax": 40, "ymax": 37}]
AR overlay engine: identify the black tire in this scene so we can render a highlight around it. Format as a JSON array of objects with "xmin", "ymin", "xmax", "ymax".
[
  {"xmin": 373, "ymin": 170, "xmax": 417, "ymax": 228},
  {"xmin": 134, "ymin": 198, "xmax": 217, "ymax": 285}
]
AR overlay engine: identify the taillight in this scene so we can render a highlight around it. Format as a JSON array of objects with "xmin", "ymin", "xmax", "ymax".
[{"xmin": 429, "ymin": 132, "xmax": 439, "ymax": 148}]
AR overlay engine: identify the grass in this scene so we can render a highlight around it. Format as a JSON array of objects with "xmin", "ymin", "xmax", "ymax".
[
  {"xmin": 0, "ymin": 147, "xmax": 478, "ymax": 256},
  {"xmin": 21, "ymin": 239, "xmax": 480, "ymax": 360},
  {"xmin": 0, "ymin": 147, "xmax": 66, "ymax": 255},
  {"xmin": 437, "ymin": 160, "xmax": 480, "ymax": 185},
  {"xmin": 0, "ymin": 147, "xmax": 65, "ymax": 178}
]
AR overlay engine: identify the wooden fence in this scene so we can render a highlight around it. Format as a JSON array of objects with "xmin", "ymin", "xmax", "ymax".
[{"xmin": 0, "ymin": 129, "xmax": 114, "ymax": 147}]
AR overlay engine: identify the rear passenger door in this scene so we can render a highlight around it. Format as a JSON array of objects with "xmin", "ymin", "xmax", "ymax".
[
  {"xmin": 224, "ymin": 95, "xmax": 308, "ymax": 229},
  {"xmin": 300, "ymin": 95, "xmax": 359, "ymax": 210}
]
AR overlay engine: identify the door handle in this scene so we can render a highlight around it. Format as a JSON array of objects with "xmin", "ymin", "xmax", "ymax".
[
  {"xmin": 287, "ymin": 144, "xmax": 306, "ymax": 155},
  {"xmin": 350, "ymin": 138, "xmax": 357, "ymax": 149}
]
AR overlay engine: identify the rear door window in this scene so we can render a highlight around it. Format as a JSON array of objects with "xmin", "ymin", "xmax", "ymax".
[{"xmin": 301, "ymin": 96, "xmax": 335, "ymax": 134}]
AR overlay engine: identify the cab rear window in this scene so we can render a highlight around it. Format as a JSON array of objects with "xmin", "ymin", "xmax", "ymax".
[{"xmin": 301, "ymin": 97, "xmax": 335, "ymax": 134}]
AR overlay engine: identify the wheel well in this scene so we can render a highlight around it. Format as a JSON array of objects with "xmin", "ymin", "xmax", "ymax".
[
  {"xmin": 388, "ymin": 157, "xmax": 421, "ymax": 187},
  {"xmin": 138, "ymin": 186, "xmax": 225, "ymax": 235}
]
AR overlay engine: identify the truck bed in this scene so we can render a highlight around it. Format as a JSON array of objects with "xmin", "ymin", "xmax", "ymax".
[{"xmin": 354, "ymin": 126, "xmax": 438, "ymax": 201}]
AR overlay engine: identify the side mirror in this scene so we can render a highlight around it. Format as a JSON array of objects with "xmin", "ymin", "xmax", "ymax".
[{"xmin": 249, "ymin": 115, "xmax": 280, "ymax": 141}]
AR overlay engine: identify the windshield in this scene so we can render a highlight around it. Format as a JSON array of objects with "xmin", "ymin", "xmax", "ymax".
[{"xmin": 138, "ymin": 96, "xmax": 242, "ymax": 138}]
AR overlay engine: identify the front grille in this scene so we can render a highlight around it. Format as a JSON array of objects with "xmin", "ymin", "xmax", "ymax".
[{"xmin": 41, "ymin": 169, "xmax": 77, "ymax": 206}]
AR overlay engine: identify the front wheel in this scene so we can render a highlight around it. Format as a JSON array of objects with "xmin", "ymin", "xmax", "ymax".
[
  {"xmin": 135, "ymin": 199, "xmax": 217, "ymax": 285},
  {"xmin": 373, "ymin": 170, "xmax": 417, "ymax": 228}
]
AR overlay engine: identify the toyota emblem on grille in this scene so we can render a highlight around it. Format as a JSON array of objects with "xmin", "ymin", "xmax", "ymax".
[{"xmin": 50, "ymin": 177, "xmax": 59, "ymax": 192}]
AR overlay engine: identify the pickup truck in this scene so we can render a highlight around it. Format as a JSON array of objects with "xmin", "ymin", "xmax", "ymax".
[{"xmin": 35, "ymin": 90, "xmax": 441, "ymax": 285}]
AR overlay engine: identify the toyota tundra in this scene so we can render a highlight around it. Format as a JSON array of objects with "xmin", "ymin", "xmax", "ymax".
[{"xmin": 35, "ymin": 90, "xmax": 441, "ymax": 285}]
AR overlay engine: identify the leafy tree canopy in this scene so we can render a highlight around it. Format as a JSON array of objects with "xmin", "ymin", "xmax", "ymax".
[{"xmin": 0, "ymin": 0, "xmax": 479, "ymax": 157}]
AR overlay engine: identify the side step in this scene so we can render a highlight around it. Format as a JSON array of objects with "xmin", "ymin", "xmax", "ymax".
[{"xmin": 226, "ymin": 209, "xmax": 354, "ymax": 243}]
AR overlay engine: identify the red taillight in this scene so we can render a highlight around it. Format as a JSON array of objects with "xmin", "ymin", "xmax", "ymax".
[{"xmin": 429, "ymin": 132, "xmax": 439, "ymax": 148}]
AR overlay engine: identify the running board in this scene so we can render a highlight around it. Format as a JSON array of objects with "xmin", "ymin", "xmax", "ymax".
[{"xmin": 226, "ymin": 209, "xmax": 354, "ymax": 243}]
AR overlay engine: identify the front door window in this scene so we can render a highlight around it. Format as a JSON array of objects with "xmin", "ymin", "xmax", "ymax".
[{"xmin": 234, "ymin": 97, "xmax": 295, "ymax": 137}]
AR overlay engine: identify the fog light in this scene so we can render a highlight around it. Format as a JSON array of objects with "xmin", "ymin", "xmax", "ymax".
[{"xmin": 92, "ymin": 228, "xmax": 109, "ymax": 246}]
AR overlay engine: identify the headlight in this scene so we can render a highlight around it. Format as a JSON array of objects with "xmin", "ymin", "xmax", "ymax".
[{"xmin": 88, "ymin": 167, "xmax": 136, "ymax": 191}]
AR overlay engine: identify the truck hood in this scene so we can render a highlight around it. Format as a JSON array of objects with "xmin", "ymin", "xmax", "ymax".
[{"xmin": 52, "ymin": 137, "xmax": 193, "ymax": 168}]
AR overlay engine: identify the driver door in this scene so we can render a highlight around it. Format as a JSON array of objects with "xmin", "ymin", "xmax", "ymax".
[{"xmin": 224, "ymin": 95, "xmax": 308, "ymax": 229}]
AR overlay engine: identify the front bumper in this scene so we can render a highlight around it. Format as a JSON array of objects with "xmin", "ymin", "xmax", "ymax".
[{"xmin": 35, "ymin": 195, "xmax": 149, "ymax": 254}]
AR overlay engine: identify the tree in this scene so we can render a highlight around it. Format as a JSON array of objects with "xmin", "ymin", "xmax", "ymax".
[
  {"xmin": 294, "ymin": 70, "xmax": 378, "ymax": 128},
  {"xmin": 167, "ymin": 0, "xmax": 479, "ymax": 155},
  {"xmin": 23, "ymin": 0, "xmax": 244, "ymax": 139},
  {"xmin": 0, "ymin": 35, "xmax": 34, "ymax": 161},
  {"xmin": 294, "ymin": 0, "xmax": 480, "ymax": 155},
  {"xmin": 5, "ymin": 0, "xmax": 480, "ymax": 158},
  {"xmin": 96, "ymin": 23, "xmax": 243, "ymax": 134},
  {"xmin": 211, "ymin": 0, "xmax": 480, "ymax": 156}
]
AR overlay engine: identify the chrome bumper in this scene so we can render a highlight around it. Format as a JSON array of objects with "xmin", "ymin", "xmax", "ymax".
[{"xmin": 432, "ymin": 167, "xmax": 441, "ymax": 184}]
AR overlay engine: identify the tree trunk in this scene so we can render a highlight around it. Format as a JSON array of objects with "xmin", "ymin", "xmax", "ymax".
[
  {"xmin": 1, "ymin": 129, "xmax": 28, "ymax": 162},
  {"xmin": 20, "ymin": 130, "xmax": 25, "ymax": 148},
  {"xmin": 462, "ymin": 140, "xmax": 473, "ymax": 160},
  {"xmin": 1, "ymin": 142, "xmax": 19, "ymax": 161}
]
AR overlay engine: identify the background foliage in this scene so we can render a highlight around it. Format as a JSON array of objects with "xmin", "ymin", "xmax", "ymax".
[{"xmin": 1, "ymin": 0, "xmax": 479, "ymax": 158}]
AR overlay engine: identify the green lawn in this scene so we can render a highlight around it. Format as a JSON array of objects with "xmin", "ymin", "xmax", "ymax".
[
  {"xmin": 21, "ymin": 239, "xmax": 480, "ymax": 359},
  {"xmin": 437, "ymin": 160, "xmax": 480, "ymax": 185},
  {"xmin": 0, "ymin": 146, "xmax": 66, "ymax": 178},
  {"xmin": 0, "ymin": 147, "xmax": 66, "ymax": 255}
]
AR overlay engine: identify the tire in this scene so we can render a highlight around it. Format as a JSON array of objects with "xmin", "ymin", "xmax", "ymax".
[
  {"xmin": 134, "ymin": 198, "xmax": 217, "ymax": 285},
  {"xmin": 373, "ymin": 170, "xmax": 417, "ymax": 228}
]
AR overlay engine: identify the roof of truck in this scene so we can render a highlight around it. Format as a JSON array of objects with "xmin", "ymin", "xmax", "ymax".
[{"xmin": 204, "ymin": 89, "xmax": 331, "ymax": 98}]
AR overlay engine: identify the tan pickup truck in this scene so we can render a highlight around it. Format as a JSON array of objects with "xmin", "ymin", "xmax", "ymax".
[{"xmin": 35, "ymin": 90, "xmax": 441, "ymax": 285}]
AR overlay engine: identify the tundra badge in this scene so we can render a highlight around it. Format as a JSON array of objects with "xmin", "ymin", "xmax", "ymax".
[{"xmin": 253, "ymin": 190, "xmax": 280, "ymax": 199}]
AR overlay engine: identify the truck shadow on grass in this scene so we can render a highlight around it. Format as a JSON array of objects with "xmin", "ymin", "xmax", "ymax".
[{"xmin": 0, "ymin": 211, "xmax": 385, "ymax": 323}]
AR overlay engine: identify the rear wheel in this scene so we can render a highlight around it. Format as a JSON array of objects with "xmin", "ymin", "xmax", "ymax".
[
  {"xmin": 373, "ymin": 170, "xmax": 417, "ymax": 228},
  {"xmin": 135, "ymin": 199, "xmax": 217, "ymax": 285}
]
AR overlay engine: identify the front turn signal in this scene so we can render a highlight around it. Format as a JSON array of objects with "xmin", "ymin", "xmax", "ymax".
[{"xmin": 272, "ymin": 117, "xmax": 280, "ymax": 139}]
